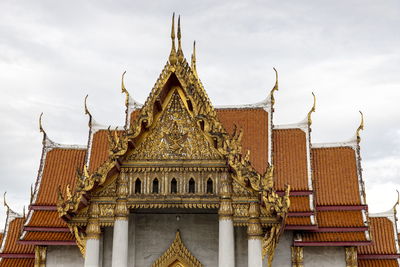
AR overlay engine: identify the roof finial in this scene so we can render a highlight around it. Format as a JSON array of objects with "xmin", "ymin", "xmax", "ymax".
[
  {"xmin": 191, "ymin": 41, "xmax": 197, "ymax": 76},
  {"xmin": 307, "ymin": 92, "xmax": 316, "ymax": 126},
  {"xmin": 23, "ymin": 205, "xmax": 26, "ymax": 218},
  {"xmin": 3, "ymin": 191, "xmax": 10, "ymax": 212},
  {"xmin": 39, "ymin": 112, "xmax": 46, "ymax": 138},
  {"xmin": 270, "ymin": 67, "xmax": 279, "ymax": 108},
  {"xmin": 356, "ymin": 111, "xmax": 364, "ymax": 144},
  {"xmin": 169, "ymin": 13, "xmax": 177, "ymax": 65},
  {"xmin": 393, "ymin": 190, "xmax": 399, "ymax": 214},
  {"xmin": 177, "ymin": 15, "xmax": 184, "ymax": 62},
  {"xmin": 84, "ymin": 95, "xmax": 93, "ymax": 128},
  {"xmin": 121, "ymin": 71, "xmax": 129, "ymax": 108}
]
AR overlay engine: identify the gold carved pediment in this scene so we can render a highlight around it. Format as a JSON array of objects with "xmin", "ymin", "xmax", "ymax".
[
  {"xmin": 152, "ymin": 231, "xmax": 203, "ymax": 267},
  {"xmin": 127, "ymin": 89, "xmax": 222, "ymax": 161}
]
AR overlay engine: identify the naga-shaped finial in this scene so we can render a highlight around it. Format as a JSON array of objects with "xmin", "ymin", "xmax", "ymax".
[
  {"xmin": 169, "ymin": 13, "xmax": 177, "ymax": 65},
  {"xmin": 3, "ymin": 191, "xmax": 10, "ymax": 212},
  {"xmin": 177, "ymin": 15, "xmax": 184, "ymax": 62},
  {"xmin": 270, "ymin": 68, "xmax": 279, "ymax": 108},
  {"xmin": 393, "ymin": 190, "xmax": 399, "ymax": 214},
  {"xmin": 84, "ymin": 94, "xmax": 93, "ymax": 128},
  {"xmin": 307, "ymin": 92, "xmax": 316, "ymax": 126},
  {"xmin": 356, "ymin": 111, "xmax": 364, "ymax": 143},
  {"xmin": 191, "ymin": 41, "xmax": 197, "ymax": 76},
  {"xmin": 121, "ymin": 71, "xmax": 130, "ymax": 108},
  {"xmin": 39, "ymin": 112, "xmax": 45, "ymax": 135}
]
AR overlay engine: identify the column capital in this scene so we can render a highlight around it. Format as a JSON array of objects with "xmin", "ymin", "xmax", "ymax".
[
  {"xmin": 86, "ymin": 202, "xmax": 101, "ymax": 240},
  {"xmin": 247, "ymin": 201, "xmax": 263, "ymax": 239},
  {"xmin": 219, "ymin": 174, "xmax": 233, "ymax": 220}
]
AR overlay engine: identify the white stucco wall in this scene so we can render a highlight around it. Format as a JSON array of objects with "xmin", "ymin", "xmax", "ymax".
[
  {"xmin": 304, "ymin": 246, "xmax": 345, "ymax": 267},
  {"xmin": 133, "ymin": 211, "xmax": 219, "ymax": 267},
  {"xmin": 46, "ymin": 245, "xmax": 84, "ymax": 267},
  {"xmin": 270, "ymin": 231, "xmax": 293, "ymax": 266}
]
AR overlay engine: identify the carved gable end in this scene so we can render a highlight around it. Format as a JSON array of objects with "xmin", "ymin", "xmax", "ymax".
[{"xmin": 127, "ymin": 89, "xmax": 222, "ymax": 161}]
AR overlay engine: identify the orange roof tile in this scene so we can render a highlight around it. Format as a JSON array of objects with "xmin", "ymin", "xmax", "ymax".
[
  {"xmin": 216, "ymin": 108, "xmax": 269, "ymax": 174},
  {"xmin": 88, "ymin": 130, "xmax": 122, "ymax": 173},
  {"xmin": 318, "ymin": 211, "xmax": 365, "ymax": 228},
  {"xmin": 2, "ymin": 218, "xmax": 34, "ymax": 254},
  {"xmin": 286, "ymin": 216, "xmax": 312, "ymax": 226},
  {"xmin": 23, "ymin": 231, "xmax": 74, "ymax": 242},
  {"xmin": 0, "ymin": 259, "xmax": 34, "ymax": 267},
  {"xmin": 301, "ymin": 232, "xmax": 368, "ymax": 242},
  {"xmin": 289, "ymin": 196, "xmax": 312, "ymax": 212},
  {"xmin": 312, "ymin": 147, "xmax": 361, "ymax": 206},
  {"xmin": 25, "ymin": 211, "xmax": 67, "ymax": 228},
  {"xmin": 273, "ymin": 129, "xmax": 309, "ymax": 191},
  {"xmin": 358, "ymin": 217, "xmax": 398, "ymax": 255},
  {"xmin": 129, "ymin": 109, "xmax": 141, "ymax": 130},
  {"xmin": 36, "ymin": 148, "xmax": 86, "ymax": 205},
  {"xmin": 358, "ymin": 259, "xmax": 399, "ymax": 267}
]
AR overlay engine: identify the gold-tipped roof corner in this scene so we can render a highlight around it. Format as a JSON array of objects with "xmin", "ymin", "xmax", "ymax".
[
  {"xmin": 393, "ymin": 189, "xmax": 399, "ymax": 215},
  {"xmin": 121, "ymin": 70, "xmax": 130, "ymax": 108},
  {"xmin": 307, "ymin": 92, "xmax": 316, "ymax": 127},
  {"xmin": 39, "ymin": 112, "xmax": 46, "ymax": 137},
  {"xmin": 356, "ymin": 111, "xmax": 364, "ymax": 144},
  {"xmin": 84, "ymin": 94, "xmax": 93, "ymax": 127},
  {"xmin": 269, "ymin": 67, "xmax": 279, "ymax": 109}
]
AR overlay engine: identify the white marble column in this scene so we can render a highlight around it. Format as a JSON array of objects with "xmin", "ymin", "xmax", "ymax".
[
  {"xmin": 247, "ymin": 201, "xmax": 263, "ymax": 267},
  {"xmin": 85, "ymin": 239, "xmax": 101, "ymax": 267},
  {"xmin": 218, "ymin": 173, "xmax": 235, "ymax": 267},
  {"xmin": 112, "ymin": 172, "xmax": 130, "ymax": 267},
  {"xmin": 85, "ymin": 203, "xmax": 101, "ymax": 267},
  {"xmin": 112, "ymin": 219, "xmax": 129, "ymax": 267}
]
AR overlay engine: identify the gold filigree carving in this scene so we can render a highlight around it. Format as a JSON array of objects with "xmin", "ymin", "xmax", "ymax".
[
  {"xmin": 99, "ymin": 204, "xmax": 115, "ymax": 217},
  {"xmin": 152, "ymin": 231, "xmax": 203, "ymax": 267},
  {"xmin": 128, "ymin": 90, "xmax": 222, "ymax": 160},
  {"xmin": 291, "ymin": 246, "xmax": 304, "ymax": 267}
]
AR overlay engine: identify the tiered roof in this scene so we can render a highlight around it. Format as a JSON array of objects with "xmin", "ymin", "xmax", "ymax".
[{"xmin": 0, "ymin": 14, "xmax": 399, "ymax": 267}]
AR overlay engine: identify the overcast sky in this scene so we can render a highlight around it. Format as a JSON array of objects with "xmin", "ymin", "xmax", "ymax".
[{"xmin": 0, "ymin": 0, "xmax": 399, "ymax": 228}]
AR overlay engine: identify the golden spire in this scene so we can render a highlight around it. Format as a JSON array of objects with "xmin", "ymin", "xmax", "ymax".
[
  {"xmin": 191, "ymin": 41, "xmax": 197, "ymax": 76},
  {"xmin": 177, "ymin": 15, "xmax": 184, "ymax": 62},
  {"xmin": 356, "ymin": 111, "xmax": 364, "ymax": 143},
  {"xmin": 169, "ymin": 13, "xmax": 177, "ymax": 65},
  {"xmin": 307, "ymin": 92, "xmax": 316, "ymax": 126},
  {"xmin": 121, "ymin": 71, "xmax": 129, "ymax": 108},
  {"xmin": 270, "ymin": 67, "xmax": 279, "ymax": 108}
]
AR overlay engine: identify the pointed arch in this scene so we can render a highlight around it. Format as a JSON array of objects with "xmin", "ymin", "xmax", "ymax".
[
  {"xmin": 152, "ymin": 178, "xmax": 159, "ymax": 194},
  {"xmin": 188, "ymin": 178, "xmax": 195, "ymax": 194},
  {"xmin": 151, "ymin": 231, "xmax": 203, "ymax": 267},
  {"xmin": 135, "ymin": 178, "xmax": 141, "ymax": 194},
  {"xmin": 206, "ymin": 178, "xmax": 213, "ymax": 194},
  {"xmin": 171, "ymin": 178, "xmax": 177, "ymax": 194}
]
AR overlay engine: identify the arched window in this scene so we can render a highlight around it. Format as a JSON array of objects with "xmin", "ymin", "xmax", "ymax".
[
  {"xmin": 135, "ymin": 178, "xmax": 141, "ymax": 194},
  {"xmin": 206, "ymin": 178, "xmax": 213, "ymax": 194},
  {"xmin": 152, "ymin": 178, "xmax": 159, "ymax": 194},
  {"xmin": 188, "ymin": 178, "xmax": 195, "ymax": 194},
  {"xmin": 171, "ymin": 178, "xmax": 177, "ymax": 194}
]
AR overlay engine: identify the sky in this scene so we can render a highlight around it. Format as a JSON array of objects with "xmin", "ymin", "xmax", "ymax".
[{"xmin": 0, "ymin": 0, "xmax": 399, "ymax": 228}]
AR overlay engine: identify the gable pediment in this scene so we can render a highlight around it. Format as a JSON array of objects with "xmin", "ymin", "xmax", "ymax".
[{"xmin": 126, "ymin": 89, "xmax": 223, "ymax": 162}]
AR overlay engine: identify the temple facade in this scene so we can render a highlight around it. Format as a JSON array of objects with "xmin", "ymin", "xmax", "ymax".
[{"xmin": 0, "ymin": 15, "xmax": 399, "ymax": 267}]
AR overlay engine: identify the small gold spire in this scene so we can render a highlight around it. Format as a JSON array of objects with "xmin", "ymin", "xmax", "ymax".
[
  {"xmin": 23, "ymin": 206, "xmax": 26, "ymax": 218},
  {"xmin": 356, "ymin": 111, "xmax": 364, "ymax": 143},
  {"xmin": 169, "ymin": 13, "xmax": 177, "ymax": 65},
  {"xmin": 270, "ymin": 67, "xmax": 279, "ymax": 108},
  {"xmin": 177, "ymin": 15, "xmax": 184, "ymax": 62},
  {"xmin": 121, "ymin": 71, "xmax": 129, "ymax": 108},
  {"xmin": 307, "ymin": 92, "xmax": 316, "ymax": 126},
  {"xmin": 191, "ymin": 41, "xmax": 197, "ymax": 76},
  {"xmin": 30, "ymin": 184, "xmax": 34, "ymax": 204}
]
